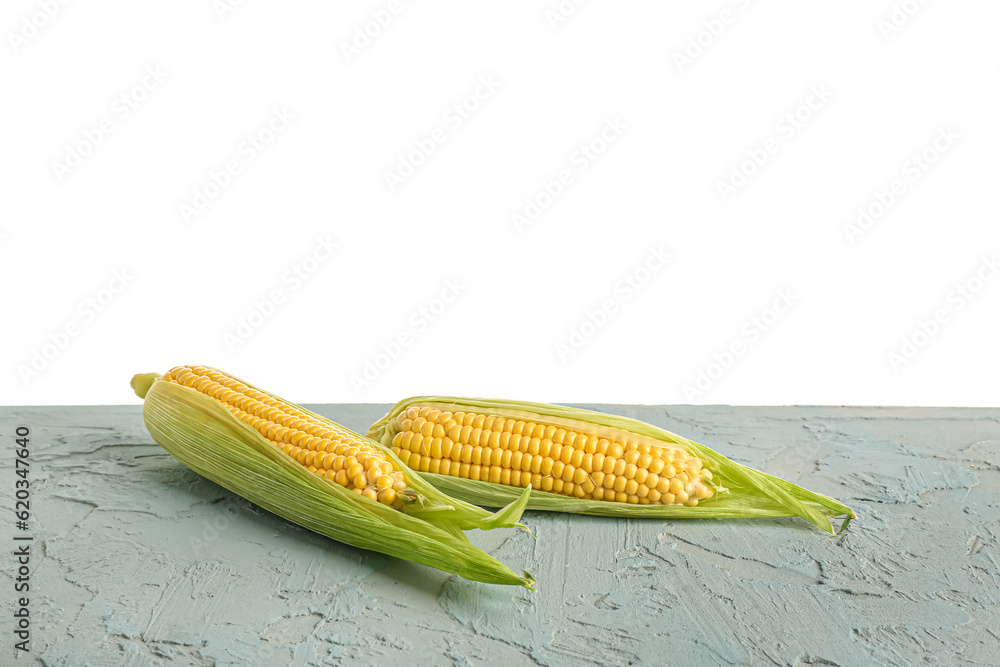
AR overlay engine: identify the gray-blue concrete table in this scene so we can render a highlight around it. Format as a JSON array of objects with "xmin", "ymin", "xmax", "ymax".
[{"xmin": 2, "ymin": 404, "xmax": 997, "ymax": 666}]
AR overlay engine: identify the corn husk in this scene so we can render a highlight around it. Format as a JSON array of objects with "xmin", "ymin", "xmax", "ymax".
[
  {"xmin": 132, "ymin": 373, "xmax": 534, "ymax": 588},
  {"xmin": 367, "ymin": 397, "xmax": 856, "ymax": 535}
]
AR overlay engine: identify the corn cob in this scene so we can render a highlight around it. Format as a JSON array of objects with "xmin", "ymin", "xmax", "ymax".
[
  {"xmin": 368, "ymin": 397, "xmax": 856, "ymax": 534},
  {"xmin": 160, "ymin": 365, "xmax": 409, "ymax": 507},
  {"xmin": 383, "ymin": 403, "xmax": 715, "ymax": 506},
  {"xmin": 132, "ymin": 368, "xmax": 535, "ymax": 588}
]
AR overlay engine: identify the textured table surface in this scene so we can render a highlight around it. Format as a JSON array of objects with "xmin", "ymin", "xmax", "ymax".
[{"xmin": 1, "ymin": 404, "xmax": 998, "ymax": 667}]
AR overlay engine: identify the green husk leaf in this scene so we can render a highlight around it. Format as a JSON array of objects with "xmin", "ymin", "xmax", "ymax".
[
  {"xmin": 367, "ymin": 396, "xmax": 856, "ymax": 535},
  {"xmin": 136, "ymin": 375, "xmax": 534, "ymax": 588},
  {"xmin": 248, "ymin": 383, "xmax": 530, "ymax": 535}
]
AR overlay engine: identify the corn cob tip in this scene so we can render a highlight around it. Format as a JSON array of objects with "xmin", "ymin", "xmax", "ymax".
[{"xmin": 131, "ymin": 372, "xmax": 161, "ymax": 399}]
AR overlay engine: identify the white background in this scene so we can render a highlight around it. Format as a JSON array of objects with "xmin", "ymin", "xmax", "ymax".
[{"xmin": 2, "ymin": 1, "xmax": 998, "ymax": 407}]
